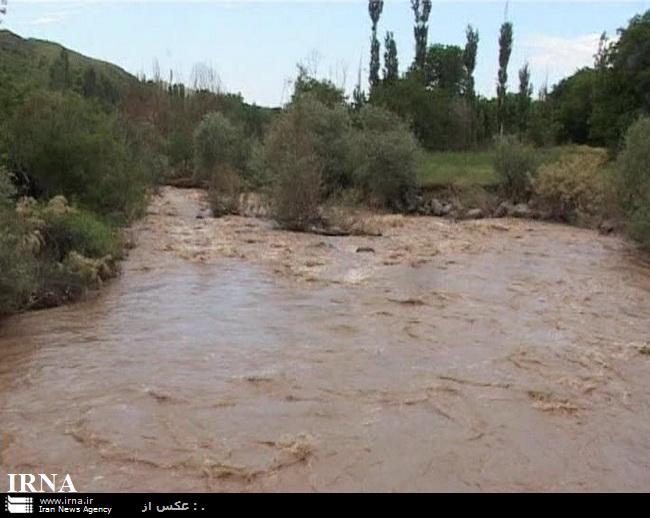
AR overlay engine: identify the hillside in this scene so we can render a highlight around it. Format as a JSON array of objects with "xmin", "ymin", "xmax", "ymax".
[{"xmin": 0, "ymin": 29, "xmax": 137, "ymax": 106}]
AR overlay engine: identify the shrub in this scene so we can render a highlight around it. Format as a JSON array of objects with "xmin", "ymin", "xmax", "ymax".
[
  {"xmin": 193, "ymin": 112, "xmax": 247, "ymax": 181},
  {"xmin": 244, "ymin": 140, "xmax": 271, "ymax": 190},
  {"xmin": 0, "ymin": 169, "xmax": 36, "ymax": 314},
  {"xmin": 0, "ymin": 220, "xmax": 37, "ymax": 315},
  {"xmin": 289, "ymin": 95, "xmax": 352, "ymax": 195},
  {"xmin": 0, "ymin": 166, "xmax": 16, "ymax": 206},
  {"xmin": 618, "ymin": 117, "xmax": 650, "ymax": 250},
  {"xmin": 349, "ymin": 105, "xmax": 420, "ymax": 208},
  {"xmin": 36, "ymin": 200, "xmax": 118, "ymax": 261},
  {"xmin": 207, "ymin": 165, "xmax": 242, "ymax": 217},
  {"xmin": 292, "ymin": 66, "xmax": 346, "ymax": 108},
  {"xmin": 42, "ymin": 209, "xmax": 120, "ymax": 261},
  {"xmin": 493, "ymin": 136, "xmax": 537, "ymax": 201},
  {"xmin": 262, "ymin": 106, "xmax": 323, "ymax": 230},
  {"xmin": 123, "ymin": 120, "xmax": 168, "ymax": 186},
  {"xmin": 9, "ymin": 91, "xmax": 151, "ymax": 220},
  {"xmin": 534, "ymin": 147, "xmax": 609, "ymax": 224}
]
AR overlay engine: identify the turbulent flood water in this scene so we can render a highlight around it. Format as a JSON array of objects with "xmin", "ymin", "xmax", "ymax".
[{"xmin": 1, "ymin": 187, "xmax": 649, "ymax": 492}]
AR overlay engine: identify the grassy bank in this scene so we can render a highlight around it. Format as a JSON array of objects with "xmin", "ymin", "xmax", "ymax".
[
  {"xmin": 418, "ymin": 146, "xmax": 596, "ymax": 189},
  {"xmin": 419, "ymin": 150, "xmax": 497, "ymax": 188}
]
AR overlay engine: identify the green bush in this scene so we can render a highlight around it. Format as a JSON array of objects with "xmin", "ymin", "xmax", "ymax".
[
  {"xmin": 618, "ymin": 117, "xmax": 650, "ymax": 250},
  {"xmin": 0, "ymin": 221, "xmax": 37, "ymax": 315},
  {"xmin": 262, "ymin": 106, "xmax": 323, "ymax": 230},
  {"xmin": 207, "ymin": 165, "xmax": 242, "ymax": 217},
  {"xmin": 534, "ymin": 147, "xmax": 609, "ymax": 224},
  {"xmin": 349, "ymin": 105, "xmax": 420, "ymax": 208},
  {"xmin": 283, "ymin": 95, "xmax": 352, "ymax": 195},
  {"xmin": 40, "ymin": 207, "xmax": 118, "ymax": 261},
  {"xmin": 9, "ymin": 90, "xmax": 151, "ymax": 220},
  {"xmin": 493, "ymin": 136, "xmax": 538, "ymax": 201},
  {"xmin": 0, "ymin": 169, "xmax": 36, "ymax": 314},
  {"xmin": 292, "ymin": 66, "xmax": 346, "ymax": 108},
  {"xmin": 370, "ymin": 76, "xmax": 477, "ymax": 151},
  {"xmin": 193, "ymin": 112, "xmax": 248, "ymax": 181},
  {"xmin": 0, "ymin": 166, "xmax": 17, "ymax": 208},
  {"xmin": 244, "ymin": 140, "xmax": 271, "ymax": 190}
]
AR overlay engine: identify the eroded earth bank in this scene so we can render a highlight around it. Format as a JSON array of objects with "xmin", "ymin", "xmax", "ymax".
[{"xmin": 1, "ymin": 187, "xmax": 649, "ymax": 491}]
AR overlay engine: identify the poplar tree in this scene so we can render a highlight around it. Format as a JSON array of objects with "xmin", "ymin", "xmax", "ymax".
[
  {"xmin": 383, "ymin": 31, "xmax": 399, "ymax": 82},
  {"xmin": 517, "ymin": 63, "xmax": 533, "ymax": 135},
  {"xmin": 463, "ymin": 25, "xmax": 479, "ymax": 98},
  {"xmin": 497, "ymin": 21, "xmax": 513, "ymax": 134},
  {"xmin": 411, "ymin": 0, "xmax": 432, "ymax": 72},
  {"xmin": 368, "ymin": 0, "xmax": 384, "ymax": 88}
]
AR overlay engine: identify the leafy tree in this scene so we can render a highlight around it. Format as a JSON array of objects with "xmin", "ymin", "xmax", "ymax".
[
  {"xmin": 193, "ymin": 112, "xmax": 247, "ymax": 181},
  {"xmin": 292, "ymin": 65, "xmax": 346, "ymax": 107},
  {"xmin": 383, "ymin": 32, "xmax": 399, "ymax": 82},
  {"xmin": 9, "ymin": 91, "xmax": 150, "ymax": 218},
  {"xmin": 424, "ymin": 44, "xmax": 465, "ymax": 95},
  {"xmin": 371, "ymin": 76, "xmax": 476, "ymax": 151},
  {"xmin": 497, "ymin": 22, "xmax": 513, "ymax": 134},
  {"xmin": 259, "ymin": 104, "xmax": 323, "ymax": 230},
  {"xmin": 611, "ymin": 11, "xmax": 650, "ymax": 116},
  {"xmin": 410, "ymin": 0, "xmax": 432, "ymax": 72},
  {"xmin": 550, "ymin": 68, "xmax": 595, "ymax": 144},
  {"xmin": 290, "ymin": 95, "xmax": 352, "ymax": 194},
  {"xmin": 590, "ymin": 10, "xmax": 650, "ymax": 148},
  {"xmin": 368, "ymin": 1, "xmax": 384, "ymax": 89},
  {"xmin": 349, "ymin": 105, "xmax": 420, "ymax": 208},
  {"xmin": 618, "ymin": 117, "xmax": 650, "ymax": 250}
]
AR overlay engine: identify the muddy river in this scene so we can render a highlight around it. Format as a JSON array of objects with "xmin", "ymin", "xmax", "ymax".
[{"xmin": 1, "ymin": 187, "xmax": 649, "ymax": 491}]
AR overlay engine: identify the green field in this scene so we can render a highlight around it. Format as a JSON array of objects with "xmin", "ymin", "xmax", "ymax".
[{"xmin": 419, "ymin": 150, "xmax": 498, "ymax": 188}]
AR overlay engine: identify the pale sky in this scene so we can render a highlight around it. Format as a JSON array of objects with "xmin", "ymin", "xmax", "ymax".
[{"xmin": 2, "ymin": 1, "xmax": 649, "ymax": 107}]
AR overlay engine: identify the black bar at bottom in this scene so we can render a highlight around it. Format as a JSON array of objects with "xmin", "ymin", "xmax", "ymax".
[{"xmin": 3, "ymin": 493, "xmax": 229, "ymax": 515}]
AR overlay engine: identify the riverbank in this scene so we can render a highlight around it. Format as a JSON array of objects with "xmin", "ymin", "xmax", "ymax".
[{"xmin": 1, "ymin": 186, "xmax": 649, "ymax": 491}]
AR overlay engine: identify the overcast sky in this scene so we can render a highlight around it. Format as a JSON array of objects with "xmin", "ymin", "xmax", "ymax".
[{"xmin": 3, "ymin": 1, "xmax": 649, "ymax": 106}]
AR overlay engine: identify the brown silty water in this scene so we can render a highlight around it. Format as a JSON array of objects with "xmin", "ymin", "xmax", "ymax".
[{"xmin": 1, "ymin": 187, "xmax": 649, "ymax": 491}]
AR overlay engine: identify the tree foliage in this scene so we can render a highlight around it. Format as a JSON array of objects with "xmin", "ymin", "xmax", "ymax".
[
  {"xmin": 292, "ymin": 65, "xmax": 346, "ymax": 107},
  {"xmin": 424, "ymin": 44, "xmax": 465, "ymax": 95},
  {"xmin": 618, "ymin": 117, "xmax": 650, "ymax": 250},
  {"xmin": 9, "ymin": 91, "xmax": 150, "ymax": 219}
]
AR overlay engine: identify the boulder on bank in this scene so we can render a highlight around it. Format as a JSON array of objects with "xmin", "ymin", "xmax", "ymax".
[
  {"xmin": 430, "ymin": 198, "xmax": 445, "ymax": 217},
  {"xmin": 465, "ymin": 208, "xmax": 485, "ymax": 220}
]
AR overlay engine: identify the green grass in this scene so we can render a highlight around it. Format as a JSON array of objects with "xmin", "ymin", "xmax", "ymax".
[
  {"xmin": 418, "ymin": 146, "xmax": 595, "ymax": 189},
  {"xmin": 419, "ymin": 150, "xmax": 498, "ymax": 188}
]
